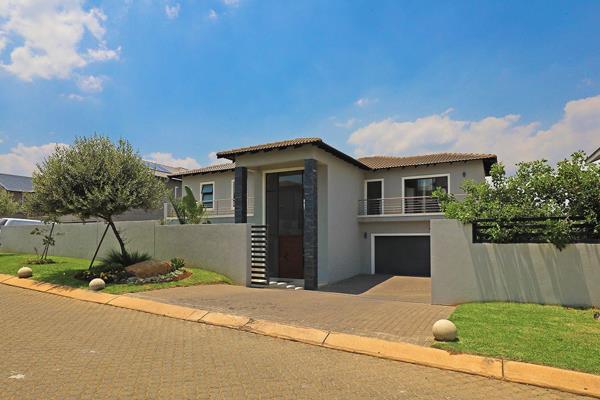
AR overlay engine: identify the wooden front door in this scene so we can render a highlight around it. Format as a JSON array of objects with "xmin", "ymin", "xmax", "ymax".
[{"xmin": 266, "ymin": 171, "xmax": 304, "ymax": 279}]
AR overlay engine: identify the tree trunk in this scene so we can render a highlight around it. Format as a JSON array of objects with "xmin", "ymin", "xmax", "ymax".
[{"xmin": 107, "ymin": 219, "xmax": 128, "ymax": 257}]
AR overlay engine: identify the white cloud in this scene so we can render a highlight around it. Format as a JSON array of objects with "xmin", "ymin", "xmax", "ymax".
[
  {"xmin": 348, "ymin": 94, "xmax": 600, "ymax": 170},
  {"xmin": 0, "ymin": 0, "xmax": 118, "ymax": 81},
  {"xmin": 144, "ymin": 152, "xmax": 201, "ymax": 169},
  {"xmin": 86, "ymin": 46, "xmax": 120, "ymax": 62},
  {"xmin": 0, "ymin": 142, "xmax": 67, "ymax": 176},
  {"xmin": 208, "ymin": 9, "xmax": 219, "ymax": 20},
  {"xmin": 333, "ymin": 118, "xmax": 358, "ymax": 129},
  {"xmin": 62, "ymin": 93, "xmax": 85, "ymax": 101},
  {"xmin": 207, "ymin": 151, "xmax": 232, "ymax": 165},
  {"xmin": 165, "ymin": 3, "xmax": 180, "ymax": 19},
  {"xmin": 355, "ymin": 97, "xmax": 378, "ymax": 107},
  {"xmin": 222, "ymin": 0, "xmax": 240, "ymax": 8},
  {"xmin": 76, "ymin": 75, "xmax": 104, "ymax": 93}
]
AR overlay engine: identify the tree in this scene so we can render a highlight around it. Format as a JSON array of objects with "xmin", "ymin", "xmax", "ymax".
[
  {"xmin": 168, "ymin": 186, "xmax": 206, "ymax": 224},
  {"xmin": 434, "ymin": 152, "xmax": 600, "ymax": 248},
  {"xmin": 26, "ymin": 135, "xmax": 167, "ymax": 258},
  {"xmin": 0, "ymin": 189, "xmax": 19, "ymax": 217}
]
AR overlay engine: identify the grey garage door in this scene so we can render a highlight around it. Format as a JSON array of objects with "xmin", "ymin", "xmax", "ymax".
[{"xmin": 374, "ymin": 236, "xmax": 431, "ymax": 276}]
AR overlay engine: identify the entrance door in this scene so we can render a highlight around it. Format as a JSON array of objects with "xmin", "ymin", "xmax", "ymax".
[{"xmin": 266, "ymin": 171, "xmax": 304, "ymax": 279}]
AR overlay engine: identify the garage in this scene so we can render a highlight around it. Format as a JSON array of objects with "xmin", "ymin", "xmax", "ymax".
[{"xmin": 372, "ymin": 235, "xmax": 431, "ymax": 276}]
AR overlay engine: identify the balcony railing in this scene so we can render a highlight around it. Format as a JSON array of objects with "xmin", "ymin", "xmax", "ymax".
[
  {"xmin": 164, "ymin": 197, "xmax": 255, "ymax": 221},
  {"xmin": 358, "ymin": 196, "xmax": 443, "ymax": 216}
]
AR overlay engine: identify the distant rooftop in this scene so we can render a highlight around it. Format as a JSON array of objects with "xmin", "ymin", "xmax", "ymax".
[
  {"xmin": 0, "ymin": 173, "xmax": 33, "ymax": 193},
  {"xmin": 170, "ymin": 162, "xmax": 236, "ymax": 177},
  {"xmin": 144, "ymin": 160, "xmax": 188, "ymax": 178}
]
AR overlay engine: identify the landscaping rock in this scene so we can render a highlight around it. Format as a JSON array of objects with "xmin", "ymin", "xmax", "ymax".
[
  {"xmin": 432, "ymin": 319, "xmax": 457, "ymax": 341},
  {"xmin": 125, "ymin": 260, "xmax": 172, "ymax": 278},
  {"xmin": 17, "ymin": 267, "xmax": 33, "ymax": 279},
  {"xmin": 89, "ymin": 278, "xmax": 106, "ymax": 291}
]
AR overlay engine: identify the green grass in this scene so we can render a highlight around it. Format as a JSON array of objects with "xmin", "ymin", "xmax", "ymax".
[
  {"xmin": 0, "ymin": 253, "xmax": 231, "ymax": 294},
  {"xmin": 434, "ymin": 302, "xmax": 600, "ymax": 374}
]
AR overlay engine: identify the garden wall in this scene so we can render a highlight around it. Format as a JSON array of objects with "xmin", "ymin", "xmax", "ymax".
[
  {"xmin": 0, "ymin": 221, "xmax": 251, "ymax": 285},
  {"xmin": 431, "ymin": 219, "xmax": 600, "ymax": 307}
]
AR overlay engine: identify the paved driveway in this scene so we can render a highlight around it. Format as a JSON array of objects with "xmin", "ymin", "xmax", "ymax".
[
  {"xmin": 1, "ymin": 285, "xmax": 584, "ymax": 400},
  {"xmin": 131, "ymin": 275, "xmax": 448, "ymax": 345},
  {"xmin": 321, "ymin": 274, "xmax": 432, "ymax": 303}
]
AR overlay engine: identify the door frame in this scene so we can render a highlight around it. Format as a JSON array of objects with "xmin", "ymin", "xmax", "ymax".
[
  {"xmin": 262, "ymin": 167, "xmax": 305, "ymax": 280},
  {"xmin": 370, "ymin": 233, "xmax": 431, "ymax": 275},
  {"xmin": 261, "ymin": 167, "xmax": 305, "ymax": 225}
]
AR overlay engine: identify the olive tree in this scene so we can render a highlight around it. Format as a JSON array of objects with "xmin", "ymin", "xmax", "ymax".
[
  {"xmin": 27, "ymin": 135, "xmax": 167, "ymax": 257},
  {"xmin": 0, "ymin": 189, "xmax": 19, "ymax": 217}
]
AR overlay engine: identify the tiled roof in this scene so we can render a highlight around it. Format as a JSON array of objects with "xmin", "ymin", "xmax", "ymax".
[
  {"xmin": 0, "ymin": 173, "xmax": 33, "ymax": 192},
  {"xmin": 216, "ymin": 138, "xmax": 323, "ymax": 158},
  {"xmin": 144, "ymin": 160, "xmax": 188, "ymax": 178},
  {"xmin": 358, "ymin": 153, "xmax": 497, "ymax": 170},
  {"xmin": 216, "ymin": 137, "xmax": 370, "ymax": 170},
  {"xmin": 170, "ymin": 162, "xmax": 236, "ymax": 177},
  {"xmin": 170, "ymin": 138, "xmax": 498, "ymax": 177}
]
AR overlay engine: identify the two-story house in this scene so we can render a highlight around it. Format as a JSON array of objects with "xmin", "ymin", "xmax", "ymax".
[{"xmin": 169, "ymin": 138, "xmax": 496, "ymax": 290}]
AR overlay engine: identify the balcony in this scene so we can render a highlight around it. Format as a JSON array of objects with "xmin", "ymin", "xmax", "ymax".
[{"xmin": 357, "ymin": 196, "xmax": 443, "ymax": 217}]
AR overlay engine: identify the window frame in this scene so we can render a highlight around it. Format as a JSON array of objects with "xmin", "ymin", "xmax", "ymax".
[{"xmin": 200, "ymin": 181, "xmax": 215, "ymax": 210}]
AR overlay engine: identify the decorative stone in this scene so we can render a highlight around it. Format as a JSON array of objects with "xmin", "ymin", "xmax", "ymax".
[
  {"xmin": 432, "ymin": 319, "xmax": 458, "ymax": 342},
  {"xmin": 17, "ymin": 267, "xmax": 32, "ymax": 279},
  {"xmin": 89, "ymin": 278, "xmax": 106, "ymax": 291},
  {"xmin": 125, "ymin": 260, "xmax": 171, "ymax": 278}
]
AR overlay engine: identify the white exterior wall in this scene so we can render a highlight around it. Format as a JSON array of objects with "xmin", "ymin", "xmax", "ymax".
[
  {"xmin": 362, "ymin": 160, "xmax": 486, "ymax": 199},
  {"xmin": 0, "ymin": 221, "xmax": 252, "ymax": 284},
  {"xmin": 431, "ymin": 219, "xmax": 600, "ymax": 307}
]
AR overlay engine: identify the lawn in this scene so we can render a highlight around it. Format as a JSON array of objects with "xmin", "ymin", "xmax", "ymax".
[
  {"xmin": 0, "ymin": 253, "xmax": 231, "ymax": 294},
  {"xmin": 434, "ymin": 302, "xmax": 600, "ymax": 375}
]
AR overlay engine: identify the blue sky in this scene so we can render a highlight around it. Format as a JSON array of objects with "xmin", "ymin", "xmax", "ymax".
[{"xmin": 1, "ymin": 0, "xmax": 600, "ymax": 174}]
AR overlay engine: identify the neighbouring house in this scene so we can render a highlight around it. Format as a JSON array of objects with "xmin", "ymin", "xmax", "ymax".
[
  {"xmin": 169, "ymin": 137, "xmax": 496, "ymax": 289},
  {"xmin": 144, "ymin": 160, "xmax": 187, "ymax": 198},
  {"xmin": 0, "ymin": 173, "xmax": 33, "ymax": 204},
  {"xmin": 587, "ymin": 146, "xmax": 600, "ymax": 164}
]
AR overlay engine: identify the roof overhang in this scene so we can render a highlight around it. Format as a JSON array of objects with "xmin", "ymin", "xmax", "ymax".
[{"xmin": 216, "ymin": 138, "xmax": 370, "ymax": 170}]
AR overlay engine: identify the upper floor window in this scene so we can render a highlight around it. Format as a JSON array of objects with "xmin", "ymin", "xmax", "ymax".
[
  {"xmin": 403, "ymin": 175, "xmax": 448, "ymax": 214},
  {"xmin": 200, "ymin": 183, "xmax": 214, "ymax": 209},
  {"xmin": 404, "ymin": 175, "xmax": 448, "ymax": 197}
]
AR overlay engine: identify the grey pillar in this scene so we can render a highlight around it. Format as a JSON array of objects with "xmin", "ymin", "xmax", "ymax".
[
  {"xmin": 303, "ymin": 159, "xmax": 318, "ymax": 290},
  {"xmin": 234, "ymin": 166, "xmax": 247, "ymax": 223}
]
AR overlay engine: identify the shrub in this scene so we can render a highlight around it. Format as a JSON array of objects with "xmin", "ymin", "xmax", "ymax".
[
  {"xmin": 98, "ymin": 249, "xmax": 151, "ymax": 270},
  {"xmin": 170, "ymin": 257, "xmax": 185, "ymax": 271},
  {"xmin": 75, "ymin": 264, "xmax": 129, "ymax": 283}
]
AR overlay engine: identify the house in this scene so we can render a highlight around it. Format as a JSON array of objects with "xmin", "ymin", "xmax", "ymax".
[
  {"xmin": 587, "ymin": 146, "xmax": 600, "ymax": 164},
  {"xmin": 0, "ymin": 173, "xmax": 33, "ymax": 203},
  {"xmin": 144, "ymin": 160, "xmax": 187, "ymax": 198},
  {"xmin": 169, "ymin": 137, "xmax": 496, "ymax": 289}
]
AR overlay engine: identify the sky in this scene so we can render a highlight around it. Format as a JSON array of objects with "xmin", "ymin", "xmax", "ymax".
[{"xmin": 1, "ymin": 0, "xmax": 600, "ymax": 175}]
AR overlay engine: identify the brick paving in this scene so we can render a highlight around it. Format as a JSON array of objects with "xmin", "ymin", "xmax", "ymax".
[
  {"xmin": 0, "ymin": 284, "xmax": 587, "ymax": 400},
  {"xmin": 131, "ymin": 281, "xmax": 452, "ymax": 345}
]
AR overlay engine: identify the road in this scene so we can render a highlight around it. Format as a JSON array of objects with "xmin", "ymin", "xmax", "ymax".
[{"xmin": 0, "ymin": 285, "xmax": 585, "ymax": 399}]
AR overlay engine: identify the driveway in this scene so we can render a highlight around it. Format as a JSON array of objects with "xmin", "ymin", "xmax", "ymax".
[
  {"xmin": 321, "ymin": 274, "xmax": 432, "ymax": 303},
  {"xmin": 130, "ymin": 275, "xmax": 450, "ymax": 345},
  {"xmin": 1, "ymin": 284, "xmax": 580, "ymax": 400}
]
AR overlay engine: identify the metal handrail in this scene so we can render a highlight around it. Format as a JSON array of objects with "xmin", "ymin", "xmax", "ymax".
[{"xmin": 357, "ymin": 195, "xmax": 454, "ymax": 216}]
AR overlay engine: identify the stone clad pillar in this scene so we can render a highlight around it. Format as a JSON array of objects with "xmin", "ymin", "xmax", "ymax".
[
  {"xmin": 303, "ymin": 159, "xmax": 318, "ymax": 290},
  {"xmin": 234, "ymin": 166, "xmax": 247, "ymax": 223}
]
